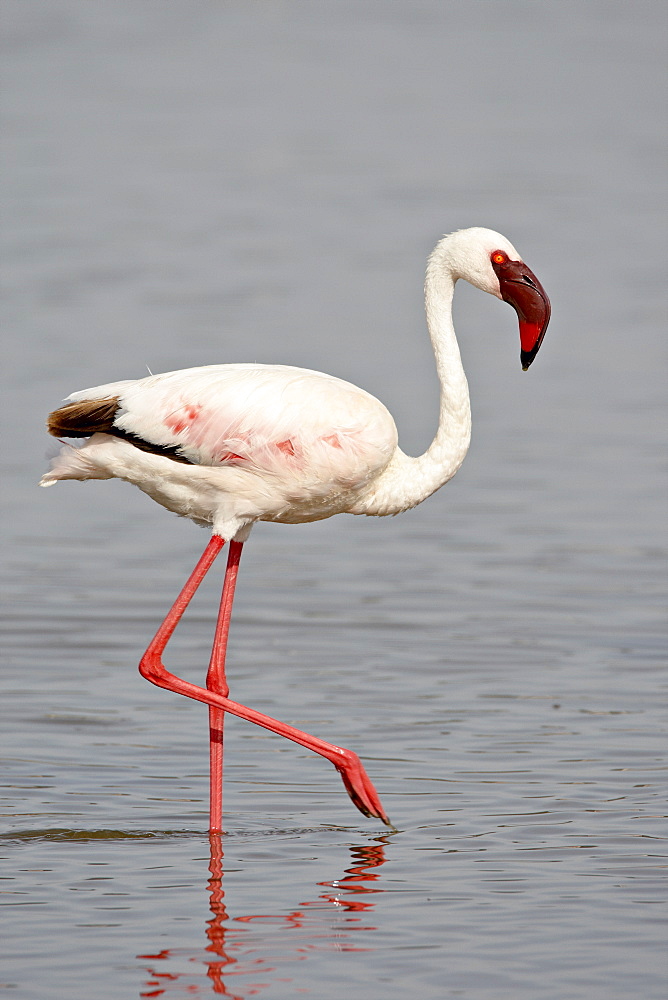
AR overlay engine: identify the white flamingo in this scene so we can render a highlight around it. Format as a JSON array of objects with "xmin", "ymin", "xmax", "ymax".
[{"xmin": 41, "ymin": 227, "xmax": 551, "ymax": 830}]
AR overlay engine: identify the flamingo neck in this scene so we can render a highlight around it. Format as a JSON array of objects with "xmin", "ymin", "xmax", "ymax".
[
  {"xmin": 354, "ymin": 245, "xmax": 471, "ymax": 516},
  {"xmin": 420, "ymin": 245, "xmax": 472, "ymax": 480}
]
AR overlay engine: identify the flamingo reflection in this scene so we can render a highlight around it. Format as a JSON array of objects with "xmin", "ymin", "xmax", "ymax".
[{"xmin": 139, "ymin": 834, "xmax": 389, "ymax": 997}]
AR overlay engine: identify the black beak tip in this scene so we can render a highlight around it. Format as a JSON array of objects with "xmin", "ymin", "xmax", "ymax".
[{"xmin": 521, "ymin": 350, "xmax": 536, "ymax": 371}]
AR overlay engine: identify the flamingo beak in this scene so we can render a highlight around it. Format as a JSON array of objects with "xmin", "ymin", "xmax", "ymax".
[{"xmin": 493, "ymin": 259, "xmax": 551, "ymax": 370}]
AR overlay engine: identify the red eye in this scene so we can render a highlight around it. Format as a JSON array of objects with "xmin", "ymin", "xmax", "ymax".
[{"xmin": 491, "ymin": 251, "xmax": 507, "ymax": 265}]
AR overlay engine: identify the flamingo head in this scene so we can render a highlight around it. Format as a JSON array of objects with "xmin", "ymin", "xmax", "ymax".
[{"xmin": 440, "ymin": 227, "xmax": 551, "ymax": 370}]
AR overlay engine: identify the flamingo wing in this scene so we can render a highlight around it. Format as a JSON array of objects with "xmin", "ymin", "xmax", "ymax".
[{"xmin": 61, "ymin": 364, "xmax": 398, "ymax": 489}]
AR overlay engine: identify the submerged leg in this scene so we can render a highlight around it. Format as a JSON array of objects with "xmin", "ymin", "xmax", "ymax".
[
  {"xmin": 139, "ymin": 536, "xmax": 390, "ymax": 827},
  {"xmin": 206, "ymin": 540, "xmax": 243, "ymax": 833}
]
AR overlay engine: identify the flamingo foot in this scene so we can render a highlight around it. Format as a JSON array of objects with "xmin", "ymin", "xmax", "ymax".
[{"xmin": 334, "ymin": 751, "xmax": 392, "ymax": 827}]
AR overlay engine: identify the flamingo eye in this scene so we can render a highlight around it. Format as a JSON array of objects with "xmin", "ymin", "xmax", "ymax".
[{"xmin": 491, "ymin": 251, "xmax": 508, "ymax": 265}]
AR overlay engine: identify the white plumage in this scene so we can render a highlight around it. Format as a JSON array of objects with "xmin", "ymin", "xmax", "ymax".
[
  {"xmin": 42, "ymin": 364, "xmax": 398, "ymax": 536},
  {"xmin": 44, "ymin": 227, "xmax": 552, "ymax": 543}
]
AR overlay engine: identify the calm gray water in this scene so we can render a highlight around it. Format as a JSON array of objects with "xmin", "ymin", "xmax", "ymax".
[{"xmin": 2, "ymin": 2, "xmax": 666, "ymax": 998}]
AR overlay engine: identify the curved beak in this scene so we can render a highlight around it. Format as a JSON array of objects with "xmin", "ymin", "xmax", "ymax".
[{"xmin": 493, "ymin": 259, "xmax": 551, "ymax": 370}]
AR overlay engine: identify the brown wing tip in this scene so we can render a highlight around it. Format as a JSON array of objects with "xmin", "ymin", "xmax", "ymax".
[{"xmin": 46, "ymin": 397, "xmax": 120, "ymax": 438}]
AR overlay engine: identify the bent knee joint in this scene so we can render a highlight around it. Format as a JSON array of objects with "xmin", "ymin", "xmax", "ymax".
[{"xmin": 138, "ymin": 653, "xmax": 165, "ymax": 684}]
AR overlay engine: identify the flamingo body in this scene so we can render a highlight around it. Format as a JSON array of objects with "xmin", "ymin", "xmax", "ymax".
[{"xmin": 41, "ymin": 364, "xmax": 400, "ymax": 538}]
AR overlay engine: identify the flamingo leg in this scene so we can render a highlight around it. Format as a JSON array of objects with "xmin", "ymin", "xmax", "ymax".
[
  {"xmin": 139, "ymin": 536, "xmax": 391, "ymax": 828},
  {"xmin": 206, "ymin": 540, "xmax": 243, "ymax": 833}
]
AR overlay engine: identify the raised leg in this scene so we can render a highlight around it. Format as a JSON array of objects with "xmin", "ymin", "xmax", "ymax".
[
  {"xmin": 206, "ymin": 540, "xmax": 243, "ymax": 833},
  {"xmin": 139, "ymin": 536, "xmax": 391, "ymax": 827}
]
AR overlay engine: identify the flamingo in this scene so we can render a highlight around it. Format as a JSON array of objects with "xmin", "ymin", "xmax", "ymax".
[{"xmin": 40, "ymin": 227, "xmax": 550, "ymax": 830}]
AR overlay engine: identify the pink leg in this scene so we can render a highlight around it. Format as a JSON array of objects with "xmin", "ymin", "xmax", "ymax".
[
  {"xmin": 139, "ymin": 536, "xmax": 391, "ymax": 828},
  {"xmin": 206, "ymin": 541, "xmax": 243, "ymax": 833}
]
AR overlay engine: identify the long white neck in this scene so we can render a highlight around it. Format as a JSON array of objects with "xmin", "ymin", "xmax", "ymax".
[{"xmin": 352, "ymin": 242, "xmax": 471, "ymax": 516}]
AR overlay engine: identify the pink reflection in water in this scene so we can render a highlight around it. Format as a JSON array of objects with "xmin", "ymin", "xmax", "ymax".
[{"xmin": 138, "ymin": 834, "xmax": 389, "ymax": 997}]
